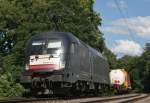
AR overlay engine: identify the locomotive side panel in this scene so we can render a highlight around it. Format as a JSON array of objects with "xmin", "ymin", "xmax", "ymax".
[
  {"xmin": 94, "ymin": 58, "xmax": 110, "ymax": 84},
  {"xmin": 68, "ymin": 40, "xmax": 91, "ymax": 83},
  {"xmin": 88, "ymin": 47, "xmax": 110, "ymax": 84}
]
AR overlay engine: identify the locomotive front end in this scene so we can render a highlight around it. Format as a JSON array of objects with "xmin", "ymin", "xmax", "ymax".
[
  {"xmin": 20, "ymin": 32, "xmax": 70, "ymax": 95},
  {"xmin": 26, "ymin": 39, "xmax": 65, "ymax": 72}
]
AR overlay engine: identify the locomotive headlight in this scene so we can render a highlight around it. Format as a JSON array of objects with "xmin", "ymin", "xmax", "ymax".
[{"xmin": 25, "ymin": 64, "xmax": 29, "ymax": 70}]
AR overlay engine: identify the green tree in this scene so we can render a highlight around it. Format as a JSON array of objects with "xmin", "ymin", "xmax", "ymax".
[
  {"xmin": 104, "ymin": 48, "xmax": 117, "ymax": 69},
  {"xmin": 142, "ymin": 43, "xmax": 150, "ymax": 92},
  {"xmin": 115, "ymin": 43, "xmax": 150, "ymax": 92},
  {"xmin": 116, "ymin": 55, "xmax": 144, "ymax": 91}
]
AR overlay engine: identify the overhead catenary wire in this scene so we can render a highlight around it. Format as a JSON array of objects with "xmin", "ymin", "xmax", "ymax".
[
  {"xmin": 113, "ymin": 0, "xmax": 136, "ymax": 42},
  {"xmin": 113, "ymin": 0, "xmax": 145, "ymax": 57}
]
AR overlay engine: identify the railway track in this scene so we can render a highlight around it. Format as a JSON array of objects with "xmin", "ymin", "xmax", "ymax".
[
  {"xmin": 0, "ymin": 93, "xmax": 148, "ymax": 103},
  {"xmin": 80, "ymin": 94, "xmax": 148, "ymax": 103}
]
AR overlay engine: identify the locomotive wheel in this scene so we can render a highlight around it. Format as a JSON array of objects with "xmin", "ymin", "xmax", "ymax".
[
  {"xmin": 70, "ymin": 81, "xmax": 85, "ymax": 96},
  {"xmin": 93, "ymin": 83, "xmax": 99, "ymax": 96}
]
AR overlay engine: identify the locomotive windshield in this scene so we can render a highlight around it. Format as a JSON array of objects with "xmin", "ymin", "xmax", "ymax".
[
  {"xmin": 30, "ymin": 40, "xmax": 63, "ymax": 55},
  {"xmin": 47, "ymin": 41, "xmax": 62, "ymax": 54}
]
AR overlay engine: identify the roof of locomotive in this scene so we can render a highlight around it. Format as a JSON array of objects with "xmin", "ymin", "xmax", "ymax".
[
  {"xmin": 29, "ymin": 32, "xmax": 80, "ymax": 43},
  {"xmin": 29, "ymin": 31, "xmax": 107, "ymax": 60}
]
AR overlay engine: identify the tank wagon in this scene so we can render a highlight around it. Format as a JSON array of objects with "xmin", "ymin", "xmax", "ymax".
[
  {"xmin": 109, "ymin": 69, "xmax": 131, "ymax": 93},
  {"xmin": 20, "ymin": 32, "xmax": 110, "ymax": 95}
]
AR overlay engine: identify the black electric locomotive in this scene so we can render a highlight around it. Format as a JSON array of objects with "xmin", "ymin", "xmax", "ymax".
[{"xmin": 20, "ymin": 32, "xmax": 110, "ymax": 95}]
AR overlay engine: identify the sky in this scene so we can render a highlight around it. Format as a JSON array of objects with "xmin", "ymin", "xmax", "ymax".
[{"xmin": 94, "ymin": 0, "xmax": 150, "ymax": 58}]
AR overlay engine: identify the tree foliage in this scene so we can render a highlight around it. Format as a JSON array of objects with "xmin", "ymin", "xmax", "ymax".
[
  {"xmin": 115, "ymin": 43, "xmax": 150, "ymax": 92},
  {"xmin": 103, "ymin": 48, "xmax": 117, "ymax": 69},
  {"xmin": 116, "ymin": 56, "xmax": 144, "ymax": 90},
  {"xmin": 142, "ymin": 43, "xmax": 150, "ymax": 92}
]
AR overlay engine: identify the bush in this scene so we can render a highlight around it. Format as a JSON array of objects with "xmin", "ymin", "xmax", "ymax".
[{"xmin": 0, "ymin": 72, "xmax": 24, "ymax": 97}]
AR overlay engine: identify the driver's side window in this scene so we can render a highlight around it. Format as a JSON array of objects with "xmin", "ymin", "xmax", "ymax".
[{"xmin": 71, "ymin": 43, "xmax": 77, "ymax": 55}]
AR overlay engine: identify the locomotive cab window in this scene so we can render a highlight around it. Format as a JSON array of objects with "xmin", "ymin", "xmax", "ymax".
[
  {"xmin": 47, "ymin": 40, "xmax": 63, "ymax": 54},
  {"xmin": 31, "ymin": 40, "xmax": 45, "ymax": 55},
  {"xmin": 32, "ymin": 41, "xmax": 45, "ymax": 46},
  {"xmin": 47, "ymin": 41, "xmax": 61, "ymax": 48},
  {"xmin": 71, "ymin": 42, "xmax": 77, "ymax": 54},
  {"xmin": 30, "ymin": 40, "xmax": 63, "ymax": 55}
]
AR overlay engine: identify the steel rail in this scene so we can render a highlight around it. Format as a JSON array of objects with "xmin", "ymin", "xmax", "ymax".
[{"xmin": 0, "ymin": 93, "xmax": 148, "ymax": 103}]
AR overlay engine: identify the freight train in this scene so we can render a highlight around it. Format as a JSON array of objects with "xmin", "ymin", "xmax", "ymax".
[{"xmin": 20, "ymin": 32, "xmax": 110, "ymax": 96}]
